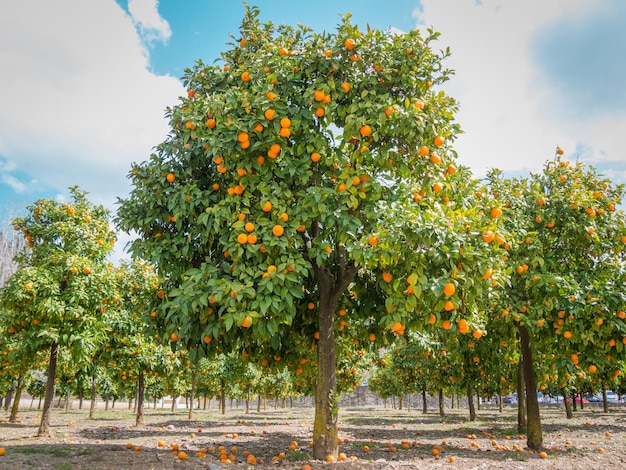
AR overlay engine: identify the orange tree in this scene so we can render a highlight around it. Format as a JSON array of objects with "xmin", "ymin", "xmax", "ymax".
[
  {"xmin": 99, "ymin": 259, "xmax": 173, "ymax": 426},
  {"xmin": 485, "ymin": 156, "xmax": 626, "ymax": 450},
  {"xmin": 0, "ymin": 187, "xmax": 116, "ymax": 436},
  {"xmin": 115, "ymin": 5, "xmax": 501, "ymax": 458}
]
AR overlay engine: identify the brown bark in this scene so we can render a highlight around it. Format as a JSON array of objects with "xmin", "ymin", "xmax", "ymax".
[
  {"xmin": 38, "ymin": 341, "xmax": 59, "ymax": 437},
  {"xmin": 89, "ymin": 374, "xmax": 97, "ymax": 419},
  {"xmin": 135, "ymin": 371, "xmax": 145, "ymax": 427},
  {"xmin": 517, "ymin": 356, "xmax": 526, "ymax": 433},
  {"xmin": 9, "ymin": 375, "xmax": 23, "ymax": 423},
  {"xmin": 438, "ymin": 390, "xmax": 445, "ymax": 417},
  {"xmin": 518, "ymin": 324, "xmax": 543, "ymax": 450},
  {"xmin": 220, "ymin": 379, "xmax": 226, "ymax": 414},
  {"xmin": 311, "ymin": 245, "xmax": 357, "ymax": 460},
  {"xmin": 188, "ymin": 367, "xmax": 196, "ymax": 421},
  {"xmin": 563, "ymin": 388, "xmax": 573, "ymax": 419},
  {"xmin": 467, "ymin": 383, "xmax": 476, "ymax": 421},
  {"xmin": 422, "ymin": 390, "xmax": 427, "ymax": 414}
]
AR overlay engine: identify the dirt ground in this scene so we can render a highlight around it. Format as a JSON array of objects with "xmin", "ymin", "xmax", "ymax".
[{"xmin": 1, "ymin": 402, "xmax": 626, "ymax": 469}]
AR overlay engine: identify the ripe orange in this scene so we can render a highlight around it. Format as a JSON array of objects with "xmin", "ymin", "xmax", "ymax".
[
  {"xmin": 443, "ymin": 300, "xmax": 455, "ymax": 311},
  {"xmin": 368, "ymin": 235, "xmax": 378, "ymax": 246},
  {"xmin": 280, "ymin": 117, "xmax": 291, "ymax": 128},
  {"xmin": 314, "ymin": 90, "xmax": 325, "ymax": 101},
  {"xmin": 539, "ymin": 451, "xmax": 548, "ymax": 459},
  {"xmin": 341, "ymin": 82, "xmax": 351, "ymax": 92},
  {"xmin": 345, "ymin": 38, "xmax": 355, "ymax": 50},
  {"xmin": 241, "ymin": 71, "xmax": 251, "ymax": 82},
  {"xmin": 279, "ymin": 47, "xmax": 289, "ymax": 56},
  {"xmin": 237, "ymin": 233, "xmax": 248, "ymax": 244},
  {"xmin": 170, "ymin": 333, "xmax": 179, "ymax": 342},
  {"xmin": 360, "ymin": 124, "xmax": 372, "ymax": 137},
  {"xmin": 315, "ymin": 107, "xmax": 325, "ymax": 117},
  {"xmin": 491, "ymin": 207, "xmax": 503, "ymax": 218},
  {"xmin": 442, "ymin": 320, "xmax": 451, "ymax": 330},
  {"xmin": 264, "ymin": 109, "xmax": 275, "ymax": 120},
  {"xmin": 178, "ymin": 451, "xmax": 188, "ymax": 460},
  {"xmin": 311, "ymin": 152, "xmax": 321, "ymax": 162},
  {"xmin": 368, "ymin": 333, "xmax": 376, "ymax": 341},
  {"xmin": 247, "ymin": 233, "xmax": 257, "ymax": 244},
  {"xmin": 458, "ymin": 319, "xmax": 470, "ymax": 334},
  {"xmin": 262, "ymin": 201, "xmax": 272, "ymax": 212},
  {"xmin": 432, "ymin": 182, "xmax": 443, "ymax": 193},
  {"xmin": 472, "ymin": 329, "xmax": 483, "ymax": 339},
  {"xmin": 241, "ymin": 316, "xmax": 252, "ymax": 328},
  {"xmin": 588, "ymin": 364, "xmax": 597, "ymax": 373},
  {"xmin": 433, "ymin": 135, "xmax": 445, "ymax": 147},
  {"xmin": 481, "ymin": 230, "xmax": 495, "ymax": 243},
  {"xmin": 443, "ymin": 282, "xmax": 456, "ymax": 297},
  {"xmin": 166, "ymin": 172, "xmax": 175, "ymax": 183},
  {"xmin": 382, "ymin": 272, "xmax": 393, "ymax": 283},
  {"xmin": 272, "ymin": 225, "xmax": 285, "ymax": 236}
]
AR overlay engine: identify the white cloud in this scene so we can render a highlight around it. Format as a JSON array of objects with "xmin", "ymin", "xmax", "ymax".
[
  {"xmin": 413, "ymin": 0, "xmax": 622, "ymax": 178},
  {"xmin": 1, "ymin": 174, "xmax": 28, "ymax": 194},
  {"xmin": 128, "ymin": 0, "xmax": 172, "ymax": 45},
  {"xmin": 0, "ymin": 0, "xmax": 184, "ymax": 209}
]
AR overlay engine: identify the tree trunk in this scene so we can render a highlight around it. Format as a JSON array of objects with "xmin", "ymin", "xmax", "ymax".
[
  {"xmin": 257, "ymin": 394, "xmax": 261, "ymax": 412},
  {"xmin": 422, "ymin": 389, "xmax": 427, "ymax": 414},
  {"xmin": 9, "ymin": 375, "xmax": 24, "ymax": 423},
  {"xmin": 135, "ymin": 371, "xmax": 145, "ymax": 427},
  {"xmin": 171, "ymin": 395, "xmax": 176, "ymax": 412},
  {"xmin": 220, "ymin": 379, "xmax": 226, "ymax": 415},
  {"xmin": 603, "ymin": 387, "xmax": 609, "ymax": 413},
  {"xmin": 4, "ymin": 381, "xmax": 16, "ymax": 412},
  {"xmin": 398, "ymin": 395, "xmax": 403, "ymax": 411},
  {"xmin": 38, "ymin": 341, "xmax": 59, "ymax": 437},
  {"xmin": 579, "ymin": 392, "xmax": 584, "ymax": 410},
  {"xmin": 78, "ymin": 389, "xmax": 84, "ymax": 410},
  {"xmin": 188, "ymin": 367, "xmax": 196, "ymax": 421},
  {"xmin": 517, "ymin": 356, "xmax": 526, "ymax": 433},
  {"xmin": 438, "ymin": 390, "xmax": 445, "ymax": 417},
  {"xmin": 105, "ymin": 393, "xmax": 110, "ymax": 411},
  {"xmin": 476, "ymin": 391, "xmax": 481, "ymax": 411},
  {"xmin": 563, "ymin": 388, "xmax": 573, "ymax": 419},
  {"xmin": 467, "ymin": 383, "xmax": 476, "ymax": 422},
  {"xmin": 518, "ymin": 324, "xmax": 543, "ymax": 450},
  {"xmin": 65, "ymin": 389, "xmax": 70, "ymax": 411},
  {"xmin": 310, "ymin": 254, "xmax": 356, "ymax": 460},
  {"xmin": 571, "ymin": 390, "xmax": 577, "ymax": 412},
  {"xmin": 89, "ymin": 374, "xmax": 97, "ymax": 419},
  {"xmin": 246, "ymin": 386, "xmax": 251, "ymax": 414}
]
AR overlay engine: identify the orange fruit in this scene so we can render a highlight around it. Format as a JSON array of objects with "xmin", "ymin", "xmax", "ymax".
[
  {"xmin": 539, "ymin": 451, "xmax": 548, "ymax": 459},
  {"xmin": 311, "ymin": 152, "xmax": 321, "ymax": 162},
  {"xmin": 345, "ymin": 38, "xmax": 355, "ymax": 50},
  {"xmin": 472, "ymin": 329, "xmax": 483, "ymax": 339},
  {"xmin": 481, "ymin": 230, "xmax": 495, "ymax": 243},
  {"xmin": 272, "ymin": 225, "xmax": 285, "ymax": 236},
  {"xmin": 262, "ymin": 201, "xmax": 272, "ymax": 212},
  {"xmin": 433, "ymin": 135, "xmax": 445, "ymax": 147},
  {"xmin": 315, "ymin": 107, "xmax": 325, "ymax": 117},
  {"xmin": 368, "ymin": 235, "xmax": 378, "ymax": 246},
  {"xmin": 166, "ymin": 173, "xmax": 175, "ymax": 183},
  {"xmin": 237, "ymin": 233, "xmax": 248, "ymax": 244},
  {"xmin": 241, "ymin": 71, "xmax": 251, "ymax": 82},
  {"xmin": 313, "ymin": 90, "xmax": 325, "ymax": 101},
  {"xmin": 457, "ymin": 319, "xmax": 470, "ymax": 334},
  {"xmin": 360, "ymin": 124, "xmax": 372, "ymax": 137},
  {"xmin": 280, "ymin": 117, "xmax": 291, "ymax": 128},
  {"xmin": 178, "ymin": 451, "xmax": 188, "ymax": 460},
  {"xmin": 432, "ymin": 182, "xmax": 443, "ymax": 193},
  {"xmin": 443, "ymin": 300, "xmax": 455, "ymax": 311},
  {"xmin": 588, "ymin": 364, "xmax": 597, "ymax": 373},
  {"xmin": 382, "ymin": 272, "xmax": 393, "ymax": 283},
  {"xmin": 442, "ymin": 320, "xmax": 451, "ymax": 330},
  {"xmin": 264, "ymin": 109, "xmax": 275, "ymax": 120},
  {"xmin": 443, "ymin": 282, "xmax": 456, "ymax": 297},
  {"xmin": 241, "ymin": 316, "xmax": 252, "ymax": 328},
  {"xmin": 341, "ymin": 82, "xmax": 351, "ymax": 92}
]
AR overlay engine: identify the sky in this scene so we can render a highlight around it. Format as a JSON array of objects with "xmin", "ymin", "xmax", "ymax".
[{"xmin": 1, "ymin": 0, "xmax": 625, "ymax": 251}]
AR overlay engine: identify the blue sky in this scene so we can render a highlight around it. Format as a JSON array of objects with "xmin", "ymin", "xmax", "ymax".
[{"xmin": 2, "ymin": 0, "xmax": 626, "ymax": 240}]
